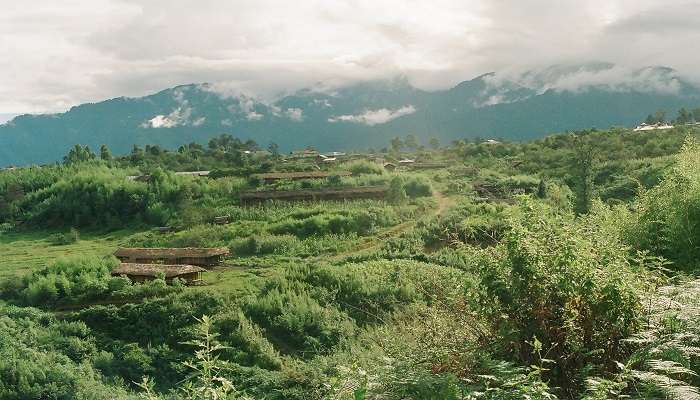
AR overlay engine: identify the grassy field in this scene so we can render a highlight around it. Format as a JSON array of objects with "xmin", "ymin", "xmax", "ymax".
[
  {"xmin": 0, "ymin": 229, "xmax": 139, "ymax": 278},
  {"xmin": 0, "ymin": 192, "xmax": 442, "ymax": 296}
]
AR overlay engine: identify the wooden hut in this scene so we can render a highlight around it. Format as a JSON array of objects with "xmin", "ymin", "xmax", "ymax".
[
  {"xmin": 113, "ymin": 247, "xmax": 230, "ymax": 267},
  {"xmin": 213, "ymin": 215, "xmax": 231, "ymax": 225},
  {"xmin": 111, "ymin": 263, "xmax": 205, "ymax": 284},
  {"xmin": 239, "ymin": 186, "xmax": 387, "ymax": 204},
  {"xmin": 289, "ymin": 149, "xmax": 319, "ymax": 159},
  {"xmin": 383, "ymin": 162, "xmax": 397, "ymax": 172},
  {"xmin": 252, "ymin": 171, "xmax": 352, "ymax": 184},
  {"xmin": 174, "ymin": 171, "xmax": 211, "ymax": 178},
  {"xmin": 409, "ymin": 162, "xmax": 449, "ymax": 170}
]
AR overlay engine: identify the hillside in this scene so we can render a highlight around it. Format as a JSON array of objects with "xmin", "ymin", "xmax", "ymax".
[
  {"xmin": 3, "ymin": 126, "xmax": 700, "ymax": 398},
  {"xmin": 2, "ymin": 63, "xmax": 700, "ymax": 165}
]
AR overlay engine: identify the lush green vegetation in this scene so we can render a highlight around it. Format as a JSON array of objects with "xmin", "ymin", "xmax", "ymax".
[{"xmin": 3, "ymin": 126, "xmax": 700, "ymax": 399}]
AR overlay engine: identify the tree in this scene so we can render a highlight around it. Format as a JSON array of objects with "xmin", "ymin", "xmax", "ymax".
[
  {"xmin": 429, "ymin": 137, "xmax": 440, "ymax": 150},
  {"xmin": 693, "ymin": 107, "xmax": 700, "ymax": 123},
  {"xmin": 63, "ymin": 144, "xmax": 96, "ymax": 165},
  {"xmin": 404, "ymin": 134, "xmax": 418, "ymax": 151},
  {"xmin": 130, "ymin": 144, "xmax": 145, "ymax": 164},
  {"xmin": 99, "ymin": 144, "xmax": 112, "ymax": 161},
  {"xmin": 676, "ymin": 108, "xmax": 692, "ymax": 125},
  {"xmin": 268, "ymin": 142, "xmax": 280, "ymax": 157},
  {"xmin": 390, "ymin": 137, "xmax": 404, "ymax": 153},
  {"xmin": 653, "ymin": 109, "xmax": 667, "ymax": 124},
  {"xmin": 387, "ymin": 177, "xmax": 407, "ymax": 204}
]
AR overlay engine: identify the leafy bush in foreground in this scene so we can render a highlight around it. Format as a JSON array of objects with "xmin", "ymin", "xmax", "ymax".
[
  {"xmin": 479, "ymin": 199, "xmax": 648, "ymax": 396},
  {"xmin": 625, "ymin": 137, "xmax": 700, "ymax": 271},
  {"xmin": 0, "ymin": 304, "xmax": 137, "ymax": 400}
]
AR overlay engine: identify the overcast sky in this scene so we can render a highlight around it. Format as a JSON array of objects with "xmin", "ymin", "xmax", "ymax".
[{"xmin": 2, "ymin": 0, "xmax": 700, "ymax": 115}]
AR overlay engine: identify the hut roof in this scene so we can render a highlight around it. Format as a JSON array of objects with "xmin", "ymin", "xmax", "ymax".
[
  {"xmin": 112, "ymin": 263, "xmax": 206, "ymax": 278},
  {"xmin": 253, "ymin": 171, "xmax": 351, "ymax": 180},
  {"xmin": 174, "ymin": 171, "xmax": 211, "ymax": 177},
  {"xmin": 239, "ymin": 186, "xmax": 387, "ymax": 201},
  {"xmin": 114, "ymin": 247, "xmax": 230, "ymax": 258}
]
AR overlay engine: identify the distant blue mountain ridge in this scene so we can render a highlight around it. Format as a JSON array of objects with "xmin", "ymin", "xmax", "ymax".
[{"xmin": 2, "ymin": 63, "xmax": 699, "ymax": 165}]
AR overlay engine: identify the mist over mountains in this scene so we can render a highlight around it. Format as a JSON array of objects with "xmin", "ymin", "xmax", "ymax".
[{"xmin": 2, "ymin": 63, "xmax": 699, "ymax": 166}]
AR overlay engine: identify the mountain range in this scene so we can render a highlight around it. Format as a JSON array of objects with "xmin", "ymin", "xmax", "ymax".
[{"xmin": 2, "ymin": 62, "xmax": 699, "ymax": 165}]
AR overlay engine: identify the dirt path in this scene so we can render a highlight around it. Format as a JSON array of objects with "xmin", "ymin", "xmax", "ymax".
[{"xmin": 321, "ymin": 191, "xmax": 454, "ymax": 262}]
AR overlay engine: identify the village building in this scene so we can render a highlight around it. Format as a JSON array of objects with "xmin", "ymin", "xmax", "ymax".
[
  {"xmin": 111, "ymin": 263, "xmax": 206, "ymax": 284},
  {"xmin": 213, "ymin": 215, "xmax": 231, "ymax": 225},
  {"xmin": 243, "ymin": 150, "xmax": 272, "ymax": 158},
  {"xmin": 289, "ymin": 149, "xmax": 319, "ymax": 159},
  {"xmin": 239, "ymin": 186, "xmax": 387, "ymax": 204},
  {"xmin": 410, "ymin": 162, "xmax": 449, "ymax": 170},
  {"xmin": 483, "ymin": 139, "xmax": 501, "ymax": 145},
  {"xmin": 398, "ymin": 158, "xmax": 415, "ymax": 165},
  {"xmin": 113, "ymin": 247, "xmax": 230, "ymax": 267},
  {"xmin": 634, "ymin": 123, "xmax": 675, "ymax": 131},
  {"xmin": 126, "ymin": 174, "xmax": 152, "ymax": 182},
  {"xmin": 252, "ymin": 171, "xmax": 352, "ymax": 183},
  {"xmin": 383, "ymin": 162, "xmax": 397, "ymax": 172},
  {"xmin": 174, "ymin": 171, "xmax": 211, "ymax": 178}
]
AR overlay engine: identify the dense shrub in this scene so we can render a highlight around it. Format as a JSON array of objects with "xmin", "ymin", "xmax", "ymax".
[
  {"xmin": 269, "ymin": 208, "xmax": 398, "ymax": 237},
  {"xmin": 344, "ymin": 160, "xmax": 384, "ymax": 175},
  {"xmin": 419, "ymin": 200, "xmax": 510, "ymax": 248},
  {"xmin": 402, "ymin": 175, "xmax": 433, "ymax": 198},
  {"xmin": 0, "ymin": 304, "xmax": 136, "ymax": 400},
  {"xmin": 0, "ymin": 256, "xmax": 181, "ymax": 307},
  {"xmin": 49, "ymin": 227, "xmax": 80, "ymax": 245},
  {"xmin": 478, "ymin": 199, "xmax": 648, "ymax": 395},
  {"xmin": 19, "ymin": 166, "xmax": 220, "ymax": 228},
  {"xmin": 625, "ymin": 138, "xmax": 700, "ymax": 270}
]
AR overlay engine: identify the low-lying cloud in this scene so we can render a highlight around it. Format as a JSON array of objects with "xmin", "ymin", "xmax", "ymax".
[
  {"xmin": 484, "ymin": 64, "xmax": 683, "ymax": 96},
  {"xmin": 3, "ymin": 1, "xmax": 700, "ymax": 114},
  {"xmin": 329, "ymin": 105, "xmax": 416, "ymax": 126}
]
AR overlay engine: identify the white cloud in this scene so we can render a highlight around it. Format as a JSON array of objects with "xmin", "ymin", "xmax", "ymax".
[
  {"xmin": 329, "ymin": 105, "xmax": 416, "ymax": 126},
  {"xmin": 473, "ymin": 63, "xmax": 686, "ymax": 106},
  {"xmin": 142, "ymin": 107, "xmax": 191, "ymax": 128},
  {"xmin": 2, "ymin": 0, "xmax": 700, "ymax": 114},
  {"xmin": 0, "ymin": 114, "xmax": 18, "ymax": 125},
  {"xmin": 246, "ymin": 111, "xmax": 263, "ymax": 121},
  {"xmin": 141, "ymin": 89, "xmax": 205, "ymax": 127},
  {"xmin": 313, "ymin": 99, "xmax": 332, "ymax": 108},
  {"xmin": 285, "ymin": 108, "xmax": 304, "ymax": 121}
]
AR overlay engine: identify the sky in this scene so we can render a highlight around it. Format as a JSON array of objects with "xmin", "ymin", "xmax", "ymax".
[{"xmin": 2, "ymin": 0, "xmax": 700, "ymax": 115}]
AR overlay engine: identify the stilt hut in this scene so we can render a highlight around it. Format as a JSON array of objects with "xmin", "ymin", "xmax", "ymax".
[
  {"xmin": 113, "ymin": 247, "xmax": 230, "ymax": 267},
  {"xmin": 111, "ymin": 263, "xmax": 205, "ymax": 284}
]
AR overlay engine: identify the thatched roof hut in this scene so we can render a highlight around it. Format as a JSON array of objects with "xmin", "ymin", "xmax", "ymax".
[
  {"xmin": 239, "ymin": 186, "xmax": 387, "ymax": 204},
  {"xmin": 111, "ymin": 263, "xmax": 206, "ymax": 283},
  {"xmin": 174, "ymin": 171, "xmax": 211, "ymax": 178},
  {"xmin": 252, "ymin": 171, "xmax": 352, "ymax": 183},
  {"xmin": 409, "ymin": 162, "xmax": 449, "ymax": 170},
  {"xmin": 113, "ymin": 247, "xmax": 230, "ymax": 267}
]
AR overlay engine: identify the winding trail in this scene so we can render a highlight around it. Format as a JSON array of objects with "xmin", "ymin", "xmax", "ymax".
[{"xmin": 321, "ymin": 191, "xmax": 454, "ymax": 262}]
